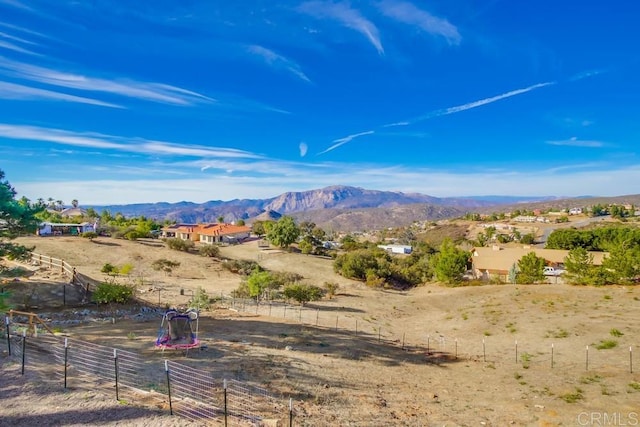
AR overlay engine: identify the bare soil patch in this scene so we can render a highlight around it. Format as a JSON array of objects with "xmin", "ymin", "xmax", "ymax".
[{"xmin": 3, "ymin": 236, "xmax": 640, "ymax": 426}]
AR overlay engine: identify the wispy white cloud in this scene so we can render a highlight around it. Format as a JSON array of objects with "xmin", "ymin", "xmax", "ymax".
[
  {"xmin": 247, "ymin": 45, "xmax": 311, "ymax": 83},
  {"xmin": 0, "ymin": 21, "xmax": 61, "ymax": 43},
  {"xmin": 546, "ymin": 137, "xmax": 606, "ymax": 148},
  {"xmin": 0, "ymin": 39, "xmax": 40, "ymax": 56},
  {"xmin": 438, "ymin": 82, "xmax": 554, "ymax": 117},
  {"xmin": 0, "ymin": 30, "xmax": 36, "ymax": 46},
  {"xmin": 298, "ymin": 1, "xmax": 384, "ymax": 55},
  {"xmin": 0, "ymin": 0, "xmax": 33, "ymax": 11},
  {"xmin": 376, "ymin": 0, "xmax": 461, "ymax": 45},
  {"xmin": 13, "ymin": 162, "xmax": 640, "ymax": 205},
  {"xmin": 318, "ymin": 130, "xmax": 375, "ymax": 154},
  {"xmin": 0, "ymin": 124, "xmax": 264, "ymax": 159},
  {"xmin": 570, "ymin": 69, "xmax": 605, "ymax": 81},
  {"xmin": 299, "ymin": 142, "xmax": 308, "ymax": 157},
  {"xmin": 0, "ymin": 81, "xmax": 123, "ymax": 107},
  {"xmin": 388, "ymin": 81, "xmax": 555, "ymax": 127},
  {"xmin": 0, "ymin": 57, "xmax": 214, "ymax": 106},
  {"xmin": 325, "ymin": 81, "xmax": 554, "ymax": 153}
]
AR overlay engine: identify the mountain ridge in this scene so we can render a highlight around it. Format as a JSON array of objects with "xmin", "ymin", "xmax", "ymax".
[{"xmin": 85, "ymin": 185, "xmax": 639, "ymax": 232}]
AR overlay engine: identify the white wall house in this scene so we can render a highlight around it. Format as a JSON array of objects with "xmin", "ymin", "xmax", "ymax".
[{"xmin": 378, "ymin": 244, "xmax": 413, "ymax": 254}]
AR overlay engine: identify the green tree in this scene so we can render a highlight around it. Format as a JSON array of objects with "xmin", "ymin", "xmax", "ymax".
[
  {"xmin": 516, "ymin": 252, "xmax": 545, "ymax": 284},
  {"xmin": 334, "ymin": 249, "xmax": 383, "ymax": 281},
  {"xmin": 266, "ymin": 216, "xmax": 300, "ymax": 249},
  {"xmin": 252, "ymin": 220, "xmax": 267, "ymax": 237},
  {"xmin": 299, "ymin": 239, "xmax": 313, "ymax": 254},
  {"xmin": 508, "ymin": 263, "xmax": 518, "ymax": 284},
  {"xmin": 564, "ymin": 247, "xmax": 594, "ymax": 285},
  {"xmin": 236, "ymin": 219, "xmax": 246, "ymax": 226},
  {"xmin": 283, "ymin": 283, "xmax": 325, "ymax": 306},
  {"xmin": 601, "ymin": 243, "xmax": 640, "ymax": 284},
  {"xmin": 432, "ymin": 238, "xmax": 469, "ymax": 285},
  {"xmin": 519, "ymin": 233, "xmax": 535, "ymax": 245},
  {"xmin": 0, "ymin": 170, "xmax": 43, "ymax": 262},
  {"xmin": 246, "ymin": 270, "xmax": 274, "ymax": 303}
]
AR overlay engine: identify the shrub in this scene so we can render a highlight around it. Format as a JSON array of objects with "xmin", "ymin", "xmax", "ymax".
[
  {"xmin": 610, "ymin": 328, "xmax": 624, "ymax": 337},
  {"xmin": 119, "ymin": 263, "xmax": 134, "ymax": 275},
  {"xmin": 283, "ymin": 283, "xmax": 325, "ymax": 306},
  {"xmin": 101, "ymin": 263, "xmax": 119, "ymax": 276},
  {"xmin": 221, "ymin": 259, "xmax": 262, "ymax": 275},
  {"xmin": 190, "ymin": 286, "xmax": 211, "ymax": 309},
  {"xmin": 92, "ymin": 282, "xmax": 134, "ymax": 304},
  {"xmin": 165, "ymin": 238, "xmax": 195, "ymax": 252},
  {"xmin": 199, "ymin": 245, "xmax": 220, "ymax": 258},
  {"xmin": 151, "ymin": 259, "xmax": 180, "ymax": 276},
  {"xmin": 324, "ymin": 281, "xmax": 340, "ymax": 299},
  {"xmin": 595, "ymin": 339, "xmax": 618, "ymax": 350},
  {"xmin": 81, "ymin": 231, "xmax": 98, "ymax": 241},
  {"xmin": 560, "ymin": 388, "xmax": 584, "ymax": 403}
]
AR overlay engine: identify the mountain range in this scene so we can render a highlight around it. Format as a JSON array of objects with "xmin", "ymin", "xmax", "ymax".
[{"xmin": 88, "ymin": 186, "xmax": 581, "ymax": 231}]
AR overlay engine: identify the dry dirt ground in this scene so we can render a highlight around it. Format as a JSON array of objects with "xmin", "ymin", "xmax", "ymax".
[{"xmin": 2, "ymin": 235, "xmax": 640, "ymax": 426}]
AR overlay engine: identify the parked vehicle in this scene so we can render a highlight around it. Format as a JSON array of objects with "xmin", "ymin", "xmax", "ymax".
[{"xmin": 544, "ymin": 266, "xmax": 565, "ymax": 276}]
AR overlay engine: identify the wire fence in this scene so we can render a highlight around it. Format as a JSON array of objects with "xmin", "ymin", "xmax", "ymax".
[
  {"xmin": 2, "ymin": 317, "xmax": 285, "ymax": 426},
  {"xmin": 226, "ymin": 297, "xmax": 637, "ymax": 375}
]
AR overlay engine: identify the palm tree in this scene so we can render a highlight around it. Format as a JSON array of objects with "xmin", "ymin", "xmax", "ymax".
[{"xmin": 72, "ymin": 199, "xmax": 79, "ymax": 208}]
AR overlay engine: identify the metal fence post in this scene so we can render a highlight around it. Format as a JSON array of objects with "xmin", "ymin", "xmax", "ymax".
[
  {"xmin": 21, "ymin": 331, "xmax": 26, "ymax": 375},
  {"xmin": 64, "ymin": 338, "xmax": 69, "ymax": 389},
  {"xmin": 165, "ymin": 360, "xmax": 173, "ymax": 415},
  {"xmin": 224, "ymin": 379, "xmax": 228, "ymax": 427},
  {"xmin": 5, "ymin": 316, "xmax": 10, "ymax": 356},
  {"xmin": 114, "ymin": 349, "xmax": 119, "ymax": 400}
]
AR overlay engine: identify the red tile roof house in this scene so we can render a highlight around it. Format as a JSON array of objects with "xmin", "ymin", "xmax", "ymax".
[
  {"xmin": 470, "ymin": 245, "xmax": 608, "ymax": 283},
  {"xmin": 161, "ymin": 223, "xmax": 252, "ymax": 245}
]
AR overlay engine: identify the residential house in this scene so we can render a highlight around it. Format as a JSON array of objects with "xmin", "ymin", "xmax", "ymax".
[
  {"xmin": 470, "ymin": 245, "xmax": 608, "ymax": 282},
  {"xmin": 378, "ymin": 244, "xmax": 413, "ymax": 254},
  {"xmin": 161, "ymin": 223, "xmax": 251, "ymax": 245},
  {"xmin": 38, "ymin": 221, "xmax": 96, "ymax": 236}
]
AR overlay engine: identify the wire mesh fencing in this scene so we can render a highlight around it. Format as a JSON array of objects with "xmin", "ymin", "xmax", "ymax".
[
  {"xmin": 3, "ymin": 317, "xmax": 284, "ymax": 426},
  {"xmin": 226, "ymin": 296, "xmax": 637, "ymax": 376}
]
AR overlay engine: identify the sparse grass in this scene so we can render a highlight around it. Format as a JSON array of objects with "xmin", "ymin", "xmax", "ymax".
[
  {"xmin": 505, "ymin": 322, "xmax": 517, "ymax": 333},
  {"xmin": 603, "ymin": 294, "xmax": 612, "ymax": 300},
  {"xmin": 628, "ymin": 382, "xmax": 640, "ymax": 392},
  {"xmin": 521, "ymin": 352, "xmax": 533, "ymax": 369},
  {"xmin": 580, "ymin": 374, "xmax": 602, "ymax": 384},
  {"xmin": 461, "ymin": 312, "xmax": 468, "ymax": 320},
  {"xmin": 127, "ymin": 332, "xmax": 137, "ymax": 340},
  {"xmin": 610, "ymin": 328, "xmax": 624, "ymax": 337},
  {"xmin": 560, "ymin": 388, "xmax": 584, "ymax": 403},
  {"xmin": 545, "ymin": 328, "xmax": 569, "ymax": 339},
  {"xmin": 595, "ymin": 339, "xmax": 618, "ymax": 350}
]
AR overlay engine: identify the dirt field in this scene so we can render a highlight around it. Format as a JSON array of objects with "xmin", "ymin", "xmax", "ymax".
[{"xmin": 2, "ymin": 235, "xmax": 640, "ymax": 426}]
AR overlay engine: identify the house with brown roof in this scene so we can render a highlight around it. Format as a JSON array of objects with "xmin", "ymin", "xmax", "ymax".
[
  {"xmin": 470, "ymin": 245, "xmax": 608, "ymax": 281},
  {"xmin": 161, "ymin": 223, "xmax": 251, "ymax": 245},
  {"xmin": 198, "ymin": 223, "xmax": 251, "ymax": 244}
]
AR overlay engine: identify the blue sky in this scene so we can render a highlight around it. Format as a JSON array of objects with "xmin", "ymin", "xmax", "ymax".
[{"xmin": 1, "ymin": 1, "xmax": 639, "ymax": 205}]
